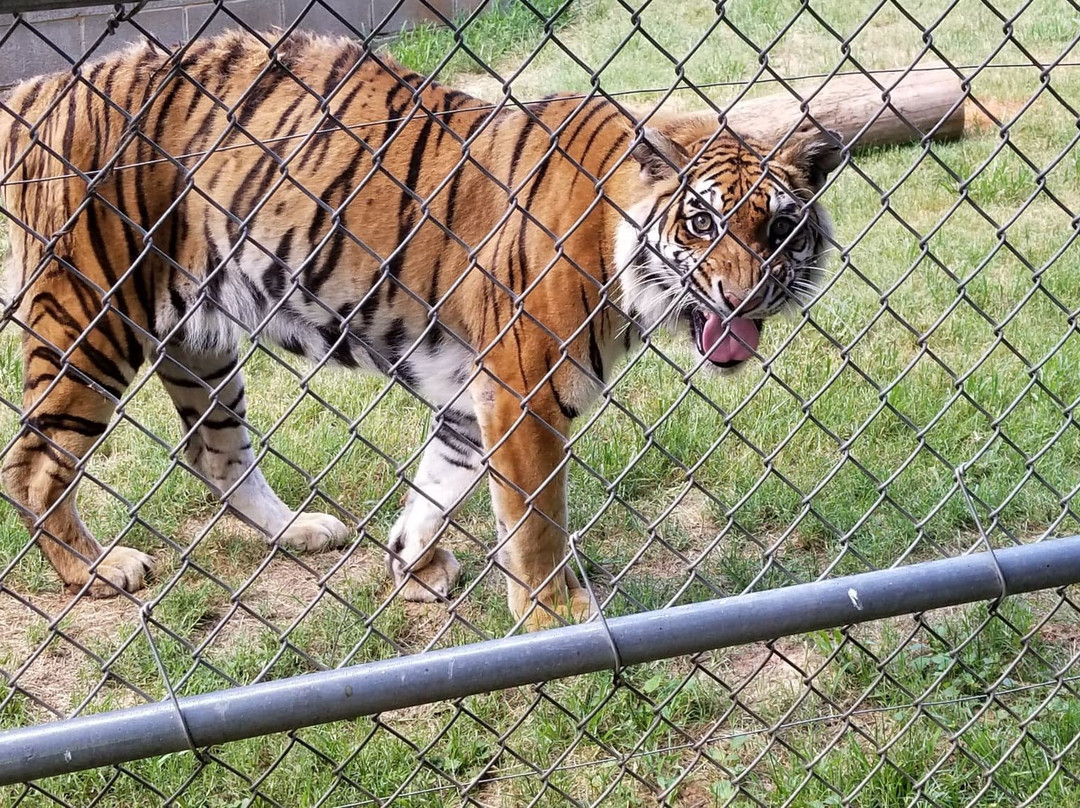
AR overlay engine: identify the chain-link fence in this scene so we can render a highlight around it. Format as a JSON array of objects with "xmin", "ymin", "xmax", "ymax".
[{"xmin": 3, "ymin": 0, "xmax": 1080, "ymax": 804}]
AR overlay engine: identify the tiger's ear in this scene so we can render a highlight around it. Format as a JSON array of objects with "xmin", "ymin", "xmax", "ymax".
[
  {"xmin": 646, "ymin": 110, "xmax": 722, "ymax": 151},
  {"xmin": 780, "ymin": 129, "xmax": 844, "ymax": 191},
  {"xmin": 631, "ymin": 127, "xmax": 690, "ymax": 182}
]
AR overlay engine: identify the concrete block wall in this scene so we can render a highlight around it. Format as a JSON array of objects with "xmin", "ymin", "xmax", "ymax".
[{"xmin": 0, "ymin": 0, "xmax": 485, "ymax": 86}]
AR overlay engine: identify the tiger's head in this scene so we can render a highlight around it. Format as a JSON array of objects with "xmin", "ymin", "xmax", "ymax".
[{"xmin": 616, "ymin": 124, "xmax": 841, "ymax": 370}]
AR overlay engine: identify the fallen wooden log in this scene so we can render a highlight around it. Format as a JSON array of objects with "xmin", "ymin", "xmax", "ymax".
[{"xmin": 646, "ymin": 66, "xmax": 967, "ymax": 150}]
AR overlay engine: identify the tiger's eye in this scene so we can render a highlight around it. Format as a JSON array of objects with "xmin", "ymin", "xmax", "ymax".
[
  {"xmin": 690, "ymin": 212, "xmax": 714, "ymax": 237},
  {"xmin": 770, "ymin": 216, "xmax": 797, "ymax": 244}
]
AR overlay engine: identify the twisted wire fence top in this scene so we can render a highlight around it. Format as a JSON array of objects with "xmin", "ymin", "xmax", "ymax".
[{"xmin": 1, "ymin": 0, "xmax": 1080, "ymax": 805}]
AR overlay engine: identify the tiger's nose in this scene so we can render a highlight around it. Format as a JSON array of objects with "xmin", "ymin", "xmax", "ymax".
[{"xmin": 725, "ymin": 290, "xmax": 765, "ymax": 313}]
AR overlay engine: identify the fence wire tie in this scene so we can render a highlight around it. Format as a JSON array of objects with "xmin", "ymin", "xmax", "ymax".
[
  {"xmin": 955, "ymin": 465, "xmax": 1010, "ymax": 606},
  {"xmin": 139, "ymin": 603, "xmax": 205, "ymax": 763},
  {"xmin": 568, "ymin": 531, "xmax": 624, "ymax": 683}
]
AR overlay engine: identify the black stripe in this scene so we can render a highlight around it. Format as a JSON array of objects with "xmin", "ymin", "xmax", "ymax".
[
  {"xmin": 217, "ymin": 39, "xmax": 246, "ymax": 81},
  {"xmin": 565, "ymin": 101, "xmax": 611, "ymax": 148},
  {"xmin": 158, "ymin": 372, "xmax": 202, "ymax": 389},
  {"xmin": 382, "ymin": 103, "xmax": 438, "ymax": 301},
  {"xmin": 15, "ymin": 77, "xmax": 45, "ymax": 116},
  {"xmin": 174, "ymin": 405, "xmax": 200, "ymax": 427},
  {"xmin": 443, "ymin": 113, "xmax": 493, "ymax": 233},
  {"xmin": 566, "ymin": 110, "xmax": 622, "ymax": 195},
  {"xmin": 61, "ymin": 81, "xmax": 78, "ymax": 159},
  {"xmin": 28, "ymin": 413, "xmax": 107, "ymax": 438},
  {"xmin": 399, "ymin": 71, "xmax": 425, "ymax": 89},
  {"xmin": 377, "ymin": 82, "xmax": 409, "ymax": 148},
  {"xmin": 398, "ymin": 110, "xmax": 437, "ymax": 216},
  {"xmin": 177, "ymin": 96, "xmax": 219, "ymax": 161},
  {"xmin": 382, "ymin": 318, "xmax": 408, "ymax": 363},
  {"xmin": 220, "ymin": 389, "xmax": 246, "ymax": 413},
  {"xmin": 127, "ymin": 117, "xmax": 159, "ymax": 332},
  {"xmin": 231, "ymin": 151, "xmax": 279, "ymax": 228},
  {"xmin": 202, "ymin": 416, "xmax": 245, "ymax": 430},
  {"xmin": 507, "ymin": 104, "xmax": 551, "ymax": 185},
  {"xmin": 27, "ymin": 346, "xmax": 63, "ymax": 370},
  {"xmin": 123, "ymin": 48, "xmax": 158, "ymax": 115},
  {"xmin": 439, "ymin": 452, "xmax": 475, "ymax": 470},
  {"xmin": 235, "ymin": 71, "xmax": 285, "ymax": 130},
  {"xmin": 595, "ymin": 129, "xmax": 632, "ymax": 175},
  {"xmin": 581, "ymin": 286, "xmax": 603, "ymax": 382},
  {"xmin": 268, "ymin": 93, "xmax": 311, "ymax": 160},
  {"xmin": 83, "ymin": 204, "xmax": 144, "ymax": 368},
  {"xmin": 598, "ymin": 251, "xmax": 610, "ymax": 284},
  {"xmin": 427, "ymin": 254, "xmax": 444, "ymax": 308},
  {"xmin": 202, "ymin": 358, "xmax": 239, "ymax": 382},
  {"xmin": 179, "ymin": 40, "xmax": 215, "ymax": 72},
  {"xmin": 297, "ymin": 129, "xmax": 334, "ymax": 173},
  {"xmin": 263, "ymin": 227, "xmax": 295, "ymax": 298},
  {"xmin": 516, "ymin": 217, "xmax": 529, "ymax": 292},
  {"xmin": 205, "ymin": 442, "xmax": 252, "ymax": 455},
  {"xmin": 504, "ymin": 231, "xmax": 517, "ymax": 292},
  {"xmin": 23, "ymin": 372, "xmax": 58, "ymax": 390},
  {"xmin": 39, "ymin": 440, "xmax": 77, "ymax": 469},
  {"xmin": 440, "ymin": 408, "xmax": 477, "ymax": 430},
  {"xmin": 26, "ymin": 294, "xmax": 130, "ymax": 389},
  {"xmin": 305, "ymin": 227, "xmax": 347, "ymax": 295},
  {"xmin": 442, "ymin": 89, "xmax": 474, "ymax": 109},
  {"xmin": 545, "ymin": 355, "xmax": 579, "ymax": 421},
  {"xmin": 86, "ymin": 61, "xmax": 106, "ymax": 88},
  {"xmin": 46, "ymin": 469, "xmax": 72, "ymax": 488},
  {"xmin": 322, "ymin": 46, "xmax": 358, "ymax": 99},
  {"xmin": 302, "ymin": 73, "xmax": 376, "ymax": 254},
  {"xmin": 435, "ymin": 425, "xmax": 477, "ymax": 457},
  {"xmin": 317, "ymin": 323, "xmax": 360, "ymax": 368},
  {"xmin": 432, "ymin": 91, "xmax": 457, "ymax": 151}
]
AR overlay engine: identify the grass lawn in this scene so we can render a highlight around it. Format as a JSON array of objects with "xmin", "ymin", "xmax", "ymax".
[{"xmin": 4, "ymin": 0, "xmax": 1080, "ymax": 804}]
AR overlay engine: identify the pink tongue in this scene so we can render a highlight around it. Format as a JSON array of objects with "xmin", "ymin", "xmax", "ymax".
[{"xmin": 701, "ymin": 313, "xmax": 759, "ymax": 364}]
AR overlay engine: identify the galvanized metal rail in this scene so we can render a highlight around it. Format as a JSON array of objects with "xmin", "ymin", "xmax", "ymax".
[{"xmin": 2, "ymin": 535, "xmax": 1078, "ymax": 786}]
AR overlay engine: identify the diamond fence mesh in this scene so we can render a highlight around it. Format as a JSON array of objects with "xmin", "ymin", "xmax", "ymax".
[{"xmin": 2, "ymin": 0, "xmax": 1080, "ymax": 805}]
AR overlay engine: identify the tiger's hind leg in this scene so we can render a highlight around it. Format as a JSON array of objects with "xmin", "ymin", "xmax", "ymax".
[
  {"xmin": 1, "ymin": 312, "xmax": 155, "ymax": 597},
  {"xmin": 386, "ymin": 405, "xmax": 484, "ymax": 602},
  {"xmin": 157, "ymin": 346, "xmax": 351, "ymax": 551}
]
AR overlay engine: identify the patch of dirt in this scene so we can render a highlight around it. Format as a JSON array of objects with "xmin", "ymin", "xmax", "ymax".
[
  {"xmin": 666, "ymin": 778, "xmax": 723, "ymax": 808},
  {"xmin": 967, "ymin": 97, "xmax": 1030, "ymax": 131},
  {"xmin": 0, "ymin": 587, "xmax": 143, "ymax": 718},
  {"xmin": 611, "ymin": 488, "xmax": 732, "ymax": 584},
  {"xmin": 1037, "ymin": 618, "xmax": 1080, "ymax": 647},
  {"xmin": 666, "ymin": 487, "xmax": 721, "ymax": 544},
  {"xmin": 0, "ymin": 516, "xmax": 394, "ymax": 716},
  {"xmin": 0, "ymin": 508, "xmax": 515, "ymax": 720},
  {"xmin": 728, "ymin": 640, "xmax": 826, "ymax": 707},
  {"xmin": 455, "ymin": 74, "xmax": 503, "ymax": 102},
  {"xmin": 202, "ymin": 542, "xmax": 386, "ymax": 650}
]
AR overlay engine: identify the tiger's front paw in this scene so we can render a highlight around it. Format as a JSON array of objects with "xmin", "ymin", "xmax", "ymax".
[
  {"xmin": 276, "ymin": 513, "xmax": 351, "ymax": 552},
  {"xmin": 84, "ymin": 546, "xmax": 156, "ymax": 598},
  {"xmin": 394, "ymin": 547, "xmax": 461, "ymax": 602},
  {"xmin": 508, "ymin": 566, "xmax": 599, "ymax": 631},
  {"xmin": 522, "ymin": 585, "xmax": 597, "ymax": 632}
]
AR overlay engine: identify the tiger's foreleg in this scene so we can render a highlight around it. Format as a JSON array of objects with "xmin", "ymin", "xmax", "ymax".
[
  {"xmin": 386, "ymin": 405, "xmax": 484, "ymax": 601},
  {"xmin": 471, "ymin": 363, "xmax": 597, "ymax": 631},
  {"xmin": 157, "ymin": 346, "xmax": 351, "ymax": 551},
  {"xmin": 2, "ymin": 315, "xmax": 155, "ymax": 597}
]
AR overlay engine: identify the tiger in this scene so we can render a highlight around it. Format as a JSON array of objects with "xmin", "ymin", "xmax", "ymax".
[{"xmin": 0, "ymin": 28, "xmax": 839, "ymax": 630}]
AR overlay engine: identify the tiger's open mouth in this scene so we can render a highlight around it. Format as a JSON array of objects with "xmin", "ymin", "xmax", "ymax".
[{"xmin": 689, "ymin": 309, "xmax": 763, "ymax": 368}]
